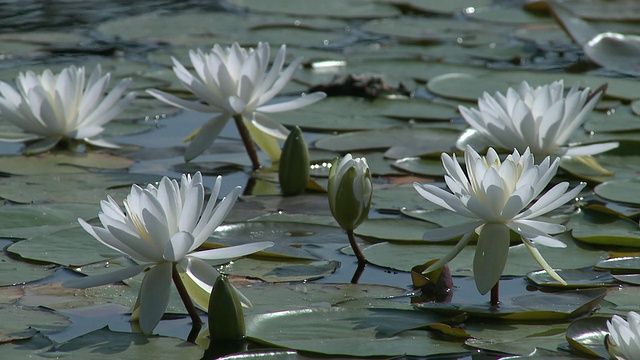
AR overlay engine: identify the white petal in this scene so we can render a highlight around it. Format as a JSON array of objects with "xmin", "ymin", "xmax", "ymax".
[
  {"xmin": 522, "ymin": 240, "xmax": 567, "ymax": 286},
  {"xmin": 184, "ymin": 113, "xmax": 230, "ymax": 161},
  {"xmin": 164, "ymin": 231, "xmax": 195, "ymax": 262},
  {"xmin": 421, "ymin": 231, "xmax": 474, "ymax": 274},
  {"xmin": 562, "ymin": 142, "xmax": 619, "ymax": 156},
  {"xmin": 422, "ymin": 220, "xmax": 484, "ymax": 242},
  {"xmin": 251, "ymin": 112, "xmax": 289, "ymax": 140},
  {"xmin": 138, "ymin": 262, "xmax": 172, "ymax": 334},
  {"xmin": 192, "ymin": 186, "xmax": 241, "ymax": 246},
  {"xmin": 63, "ymin": 264, "xmax": 149, "ymax": 289},
  {"xmin": 189, "ymin": 241, "xmax": 274, "ymax": 264},
  {"xmin": 517, "ymin": 182, "xmax": 585, "ymax": 220},
  {"xmin": 146, "ymin": 89, "xmax": 215, "ymax": 113},
  {"xmin": 413, "ymin": 182, "xmax": 478, "ymax": 218},
  {"xmin": 258, "ymin": 92, "xmax": 326, "ymax": 113},
  {"xmin": 473, "ymin": 223, "xmax": 510, "ymax": 295}
]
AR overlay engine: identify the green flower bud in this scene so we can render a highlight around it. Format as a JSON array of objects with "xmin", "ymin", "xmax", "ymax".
[
  {"xmin": 279, "ymin": 126, "xmax": 310, "ymax": 196},
  {"xmin": 328, "ymin": 154, "xmax": 373, "ymax": 230},
  {"xmin": 208, "ymin": 274, "xmax": 245, "ymax": 341}
]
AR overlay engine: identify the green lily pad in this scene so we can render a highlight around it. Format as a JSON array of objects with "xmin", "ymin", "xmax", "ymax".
[
  {"xmin": 595, "ymin": 256, "xmax": 640, "ymax": 273},
  {"xmin": 0, "ymin": 304, "xmax": 70, "ymax": 343},
  {"xmin": 7, "ymin": 226, "xmax": 122, "ymax": 267},
  {"xmin": 239, "ymin": 282, "xmax": 408, "ymax": 315},
  {"xmin": 383, "ymin": 0, "xmax": 492, "ymax": 15},
  {"xmin": 595, "ymin": 178, "xmax": 640, "ymax": 205},
  {"xmin": 611, "ymin": 274, "xmax": 640, "ymax": 286},
  {"xmin": 527, "ymin": 268, "xmax": 616, "ymax": 288},
  {"xmin": 0, "ymin": 251, "xmax": 57, "ymax": 286},
  {"xmin": 565, "ymin": 316, "xmax": 610, "ymax": 359},
  {"xmin": 372, "ymin": 185, "xmax": 443, "ymax": 213},
  {"xmin": 219, "ymin": 258, "xmax": 339, "ymax": 282},
  {"xmin": 246, "ymin": 307, "xmax": 468, "ymax": 357},
  {"xmin": 0, "ymin": 203, "xmax": 98, "ymax": 239},
  {"xmin": 0, "ymin": 172, "xmax": 161, "ymax": 204},
  {"xmin": 0, "ymin": 153, "xmax": 133, "ymax": 175},
  {"xmin": 249, "ymin": 213, "xmax": 338, "ymax": 227},
  {"xmin": 568, "ymin": 208, "xmax": 640, "ymax": 247},
  {"xmin": 50, "ymin": 327, "xmax": 202, "ymax": 359},
  {"xmin": 363, "ymin": 232, "xmax": 608, "ymax": 276},
  {"xmin": 207, "ymin": 222, "xmax": 347, "ymax": 260},
  {"xmin": 361, "ymin": 17, "xmax": 496, "ymax": 44},
  {"xmin": 363, "ymin": 233, "xmax": 608, "ymax": 276},
  {"xmin": 467, "ymin": 6, "xmax": 549, "ymax": 25},
  {"xmin": 315, "ymin": 126, "xmax": 460, "ymax": 153},
  {"xmin": 354, "ymin": 218, "xmax": 440, "ymax": 243},
  {"xmin": 392, "ymin": 157, "xmax": 447, "ymax": 176},
  {"xmin": 585, "ymin": 106, "xmax": 640, "ymax": 133},
  {"xmin": 416, "ymin": 284, "xmax": 606, "ymax": 320},
  {"xmin": 226, "ymin": 0, "xmax": 400, "ymax": 19},
  {"xmin": 465, "ymin": 321, "xmax": 568, "ymax": 356}
]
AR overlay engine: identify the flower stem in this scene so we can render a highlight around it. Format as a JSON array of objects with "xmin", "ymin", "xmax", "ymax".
[
  {"xmin": 233, "ymin": 115, "xmax": 261, "ymax": 170},
  {"xmin": 350, "ymin": 262, "xmax": 366, "ymax": 284},
  {"xmin": 490, "ymin": 281, "xmax": 499, "ymax": 308},
  {"xmin": 346, "ymin": 229, "xmax": 367, "ymax": 265},
  {"xmin": 172, "ymin": 263, "xmax": 203, "ymax": 330}
]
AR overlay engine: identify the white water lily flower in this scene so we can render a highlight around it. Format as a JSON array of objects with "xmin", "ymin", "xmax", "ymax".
[
  {"xmin": 607, "ymin": 312, "xmax": 640, "ymax": 360},
  {"xmin": 457, "ymin": 80, "xmax": 618, "ymax": 159},
  {"xmin": 66, "ymin": 172, "xmax": 273, "ymax": 333},
  {"xmin": 147, "ymin": 42, "xmax": 326, "ymax": 161},
  {"xmin": 0, "ymin": 65, "xmax": 135, "ymax": 154},
  {"xmin": 414, "ymin": 145, "xmax": 586, "ymax": 295}
]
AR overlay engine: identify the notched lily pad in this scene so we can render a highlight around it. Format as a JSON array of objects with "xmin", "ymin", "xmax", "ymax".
[
  {"xmin": 246, "ymin": 307, "xmax": 468, "ymax": 357},
  {"xmin": 0, "ymin": 304, "xmax": 70, "ymax": 343},
  {"xmin": 527, "ymin": 268, "xmax": 616, "ymax": 288},
  {"xmin": 568, "ymin": 208, "xmax": 640, "ymax": 247},
  {"xmin": 220, "ymin": 258, "xmax": 339, "ymax": 282},
  {"xmin": 416, "ymin": 287, "xmax": 606, "ymax": 320},
  {"xmin": 565, "ymin": 316, "xmax": 610, "ymax": 359}
]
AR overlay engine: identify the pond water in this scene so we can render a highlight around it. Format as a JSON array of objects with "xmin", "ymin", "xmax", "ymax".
[{"xmin": 1, "ymin": 0, "xmax": 640, "ymax": 359}]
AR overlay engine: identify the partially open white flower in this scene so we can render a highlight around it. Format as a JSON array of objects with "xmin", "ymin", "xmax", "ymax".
[
  {"xmin": 607, "ymin": 312, "xmax": 640, "ymax": 360},
  {"xmin": 457, "ymin": 80, "xmax": 618, "ymax": 159},
  {"xmin": 414, "ymin": 145, "xmax": 585, "ymax": 295},
  {"xmin": 0, "ymin": 65, "xmax": 135, "ymax": 154},
  {"xmin": 147, "ymin": 42, "xmax": 326, "ymax": 161},
  {"xmin": 66, "ymin": 172, "xmax": 273, "ymax": 333}
]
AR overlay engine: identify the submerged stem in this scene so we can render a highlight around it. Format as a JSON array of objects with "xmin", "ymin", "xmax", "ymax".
[
  {"xmin": 233, "ymin": 115, "xmax": 261, "ymax": 170},
  {"xmin": 171, "ymin": 263, "xmax": 203, "ymax": 332},
  {"xmin": 346, "ymin": 229, "xmax": 367, "ymax": 266},
  {"xmin": 490, "ymin": 281, "xmax": 499, "ymax": 308}
]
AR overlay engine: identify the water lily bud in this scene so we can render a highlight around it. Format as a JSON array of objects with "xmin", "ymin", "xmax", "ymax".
[
  {"xmin": 279, "ymin": 126, "xmax": 310, "ymax": 196},
  {"xmin": 328, "ymin": 154, "xmax": 373, "ymax": 230},
  {"xmin": 208, "ymin": 275, "xmax": 245, "ymax": 341}
]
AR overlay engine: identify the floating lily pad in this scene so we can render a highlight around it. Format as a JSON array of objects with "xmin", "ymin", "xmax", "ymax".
[
  {"xmin": 239, "ymin": 282, "xmax": 408, "ymax": 315},
  {"xmin": 354, "ymin": 218, "xmax": 440, "ymax": 243},
  {"xmin": 612, "ymin": 274, "xmax": 640, "ymax": 286},
  {"xmin": 220, "ymin": 258, "xmax": 338, "ymax": 282},
  {"xmin": 595, "ymin": 179, "xmax": 640, "ymax": 205},
  {"xmin": 467, "ymin": 6, "xmax": 549, "ymax": 25},
  {"xmin": 565, "ymin": 316, "xmax": 610, "ymax": 359},
  {"xmin": 416, "ymin": 285, "xmax": 606, "ymax": 320},
  {"xmin": 361, "ymin": 17, "xmax": 496, "ymax": 44},
  {"xmin": 314, "ymin": 126, "xmax": 460, "ymax": 153},
  {"xmin": 584, "ymin": 33, "xmax": 640, "ymax": 77},
  {"xmin": 464, "ymin": 321, "xmax": 568, "ymax": 356},
  {"xmin": 226, "ymin": 0, "xmax": 401, "ymax": 19},
  {"xmin": 246, "ymin": 307, "xmax": 468, "ymax": 357},
  {"xmin": 381, "ymin": 0, "xmax": 493, "ymax": 15},
  {"xmin": 0, "ymin": 203, "xmax": 98, "ymax": 239},
  {"xmin": 392, "ymin": 157, "xmax": 446, "ymax": 176},
  {"xmin": 585, "ymin": 106, "xmax": 640, "ymax": 133},
  {"xmin": 527, "ymin": 268, "xmax": 616, "ymax": 288},
  {"xmin": 7, "ymin": 226, "xmax": 122, "ymax": 267},
  {"xmin": 0, "ymin": 304, "xmax": 70, "ymax": 343},
  {"xmin": 0, "ymin": 172, "xmax": 161, "ymax": 204},
  {"xmin": 595, "ymin": 256, "xmax": 640, "ymax": 273},
  {"xmin": 372, "ymin": 185, "xmax": 443, "ymax": 213},
  {"xmin": 363, "ymin": 232, "xmax": 608, "ymax": 276},
  {"xmin": 0, "ymin": 153, "xmax": 133, "ymax": 175},
  {"xmin": 49, "ymin": 327, "xmax": 202, "ymax": 359},
  {"xmin": 0, "ymin": 252, "xmax": 57, "ymax": 286},
  {"xmin": 207, "ymin": 222, "xmax": 347, "ymax": 260},
  {"xmin": 568, "ymin": 209, "xmax": 640, "ymax": 247}
]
